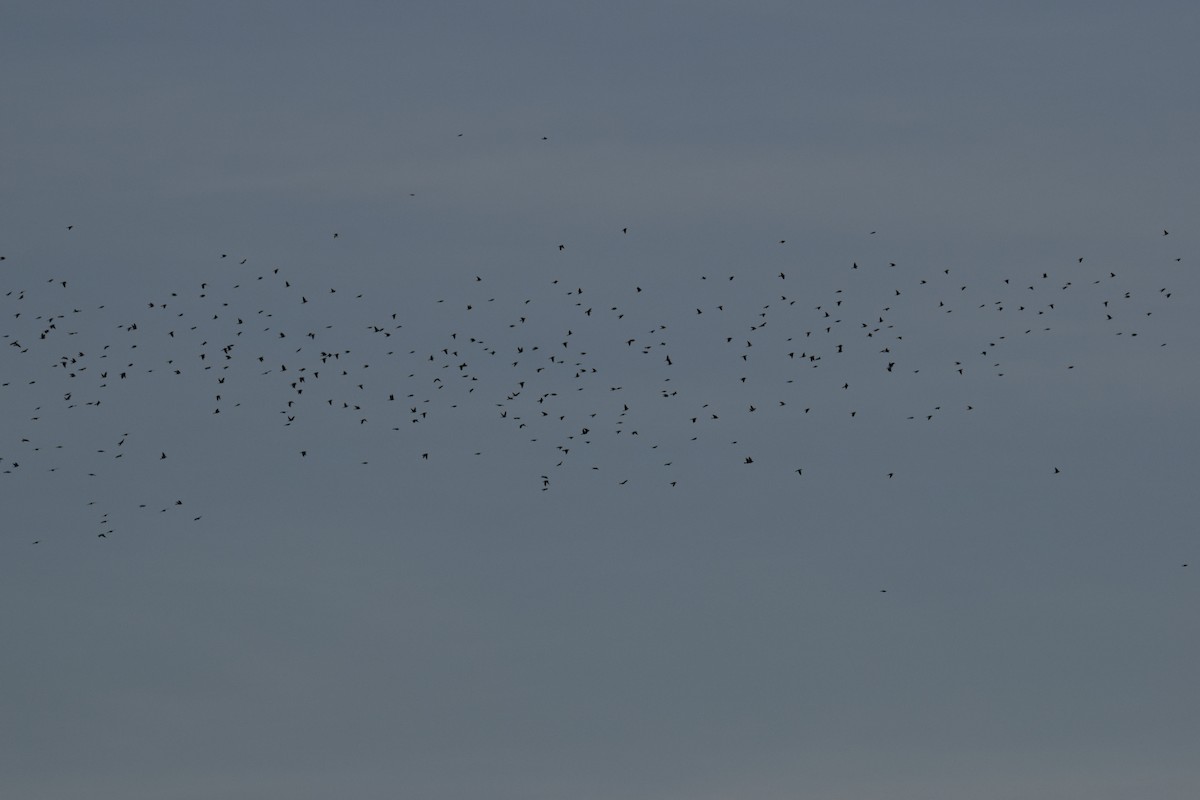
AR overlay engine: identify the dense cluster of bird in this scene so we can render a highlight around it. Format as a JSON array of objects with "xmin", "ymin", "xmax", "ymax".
[{"xmin": 0, "ymin": 222, "xmax": 1188, "ymax": 542}]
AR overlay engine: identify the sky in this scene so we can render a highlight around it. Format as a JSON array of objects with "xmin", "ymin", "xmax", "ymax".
[{"xmin": 2, "ymin": 3, "xmax": 1199, "ymax": 798}]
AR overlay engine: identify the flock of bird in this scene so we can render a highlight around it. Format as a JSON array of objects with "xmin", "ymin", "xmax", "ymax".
[{"xmin": 0, "ymin": 221, "xmax": 1189, "ymax": 543}]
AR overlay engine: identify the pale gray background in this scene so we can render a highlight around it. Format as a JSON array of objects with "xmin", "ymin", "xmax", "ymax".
[{"xmin": 2, "ymin": 3, "xmax": 1198, "ymax": 798}]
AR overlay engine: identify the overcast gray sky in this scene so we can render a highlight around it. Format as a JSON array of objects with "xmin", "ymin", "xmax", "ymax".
[{"xmin": 2, "ymin": 3, "xmax": 1199, "ymax": 799}]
